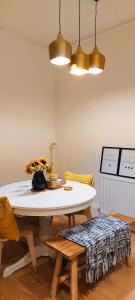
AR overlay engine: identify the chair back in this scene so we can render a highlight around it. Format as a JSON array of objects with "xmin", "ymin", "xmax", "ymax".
[
  {"xmin": 91, "ymin": 178, "xmax": 95, "ymax": 187},
  {"xmin": 0, "ymin": 197, "xmax": 20, "ymax": 241},
  {"xmin": 64, "ymin": 171, "xmax": 94, "ymax": 187}
]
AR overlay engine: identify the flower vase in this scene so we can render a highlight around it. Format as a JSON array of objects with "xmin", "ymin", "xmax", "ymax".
[{"xmin": 32, "ymin": 170, "xmax": 47, "ymax": 191}]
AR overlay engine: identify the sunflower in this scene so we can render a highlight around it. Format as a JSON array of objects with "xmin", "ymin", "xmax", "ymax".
[
  {"xmin": 25, "ymin": 164, "xmax": 33, "ymax": 174},
  {"xmin": 36, "ymin": 157, "xmax": 48, "ymax": 168},
  {"xmin": 25, "ymin": 161, "xmax": 35, "ymax": 174},
  {"xmin": 25, "ymin": 157, "xmax": 49, "ymax": 175}
]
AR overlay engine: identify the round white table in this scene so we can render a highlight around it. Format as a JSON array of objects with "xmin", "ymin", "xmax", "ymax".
[{"xmin": 0, "ymin": 180, "xmax": 96, "ymax": 277}]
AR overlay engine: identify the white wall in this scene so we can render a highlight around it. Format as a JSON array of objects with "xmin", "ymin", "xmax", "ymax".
[
  {"xmin": 55, "ymin": 21, "xmax": 135, "ymax": 205},
  {"xmin": 0, "ymin": 30, "xmax": 55, "ymax": 185},
  {"xmin": 1, "ymin": 20, "xmax": 135, "ymax": 205}
]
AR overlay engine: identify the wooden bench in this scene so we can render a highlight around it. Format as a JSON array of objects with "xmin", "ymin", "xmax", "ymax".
[
  {"xmin": 45, "ymin": 236, "xmax": 85, "ymax": 300},
  {"xmin": 45, "ymin": 213, "xmax": 135, "ymax": 300},
  {"xmin": 108, "ymin": 212, "xmax": 135, "ymax": 231}
]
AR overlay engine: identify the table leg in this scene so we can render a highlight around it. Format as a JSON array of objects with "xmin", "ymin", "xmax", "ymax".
[
  {"xmin": 3, "ymin": 216, "xmax": 54, "ymax": 278},
  {"xmin": 35, "ymin": 216, "xmax": 55, "ymax": 257},
  {"xmin": 39, "ymin": 216, "xmax": 53, "ymax": 241}
]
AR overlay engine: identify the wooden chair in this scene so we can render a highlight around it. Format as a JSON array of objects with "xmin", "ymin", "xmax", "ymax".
[
  {"xmin": 66, "ymin": 178, "xmax": 95, "ymax": 228},
  {"xmin": 0, "ymin": 198, "xmax": 37, "ymax": 272},
  {"xmin": 45, "ymin": 212, "xmax": 135, "ymax": 300}
]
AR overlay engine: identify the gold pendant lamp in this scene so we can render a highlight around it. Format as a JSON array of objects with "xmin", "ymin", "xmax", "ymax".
[
  {"xmin": 49, "ymin": 0, "xmax": 72, "ymax": 66},
  {"xmin": 89, "ymin": 0, "xmax": 105, "ymax": 74},
  {"xmin": 69, "ymin": 0, "xmax": 89, "ymax": 76}
]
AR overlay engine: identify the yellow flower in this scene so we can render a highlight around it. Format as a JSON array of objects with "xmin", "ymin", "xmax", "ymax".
[
  {"xmin": 25, "ymin": 164, "xmax": 34, "ymax": 174},
  {"xmin": 36, "ymin": 157, "xmax": 48, "ymax": 167},
  {"xmin": 25, "ymin": 157, "xmax": 49, "ymax": 175}
]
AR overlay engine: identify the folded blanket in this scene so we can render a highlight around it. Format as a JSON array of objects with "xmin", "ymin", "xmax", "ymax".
[{"xmin": 60, "ymin": 215, "xmax": 131, "ymax": 284}]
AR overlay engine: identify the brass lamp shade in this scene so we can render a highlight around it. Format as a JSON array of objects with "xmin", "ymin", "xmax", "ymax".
[
  {"xmin": 89, "ymin": 46, "xmax": 105, "ymax": 74},
  {"xmin": 49, "ymin": 33, "xmax": 72, "ymax": 66},
  {"xmin": 69, "ymin": 46, "xmax": 89, "ymax": 76}
]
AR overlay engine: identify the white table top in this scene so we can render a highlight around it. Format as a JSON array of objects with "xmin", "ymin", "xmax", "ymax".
[{"xmin": 0, "ymin": 180, "xmax": 96, "ymax": 216}]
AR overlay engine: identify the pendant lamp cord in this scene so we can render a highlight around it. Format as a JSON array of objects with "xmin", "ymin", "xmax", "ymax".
[
  {"xmin": 79, "ymin": 0, "xmax": 81, "ymax": 46},
  {"xmin": 59, "ymin": 0, "xmax": 62, "ymax": 33},
  {"xmin": 95, "ymin": 0, "xmax": 98, "ymax": 47}
]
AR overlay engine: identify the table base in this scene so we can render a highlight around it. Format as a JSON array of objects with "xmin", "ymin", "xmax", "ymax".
[
  {"xmin": 3, "ymin": 244, "xmax": 55, "ymax": 278},
  {"xmin": 3, "ymin": 216, "xmax": 55, "ymax": 278}
]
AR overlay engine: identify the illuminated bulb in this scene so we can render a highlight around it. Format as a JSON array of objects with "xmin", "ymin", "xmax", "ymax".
[
  {"xmin": 89, "ymin": 67, "xmax": 103, "ymax": 75},
  {"xmin": 89, "ymin": 46, "xmax": 105, "ymax": 75},
  {"xmin": 69, "ymin": 46, "xmax": 89, "ymax": 76},
  {"xmin": 70, "ymin": 64, "xmax": 88, "ymax": 76},
  {"xmin": 49, "ymin": 33, "xmax": 72, "ymax": 66},
  {"xmin": 50, "ymin": 57, "xmax": 70, "ymax": 66}
]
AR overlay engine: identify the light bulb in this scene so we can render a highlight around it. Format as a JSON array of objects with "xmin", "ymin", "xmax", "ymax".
[
  {"xmin": 50, "ymin": 56, "xmax": 70, "ymax": 66},
  {"xmin": 70, "ymin": 64, "xmax": 88, "ymax": 76},
  {"xmin": 89, "ymin": 46, "xmax": 105, "ymax": 75},
  {"xmin": 49, "ymin": 33, "xmax": 72, "ymax": 66},
  {"xmin": 89, "ymin": 67, "xmax": 103, "ymax": 75},
  {"xmin": 69, "ymin": 46, "xmax": 89, "ymax": 76}
]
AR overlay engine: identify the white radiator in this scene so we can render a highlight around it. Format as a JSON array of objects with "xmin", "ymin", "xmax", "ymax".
[{"xmin": 100, "ymin": 174, "xmax": 135, "ymax": 217}]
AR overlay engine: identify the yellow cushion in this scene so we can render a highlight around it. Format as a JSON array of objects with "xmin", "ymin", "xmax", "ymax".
[
  {"xmin": 64, "ymin": 171, "xmax": 94, "ymax": 186},
  {"xmin": 0, "ymin": 197, "xmax": 20, "ymax": 241}
]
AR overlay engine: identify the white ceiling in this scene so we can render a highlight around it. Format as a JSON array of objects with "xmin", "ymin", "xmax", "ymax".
[{"xmin": 1, "ymin": 0, "xmax": 135, "ymax": 46}]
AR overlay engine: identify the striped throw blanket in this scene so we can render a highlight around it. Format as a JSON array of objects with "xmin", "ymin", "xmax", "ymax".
[{"xmin": 60, "ymin": 215, "xmax": 131, "ymax": 284}]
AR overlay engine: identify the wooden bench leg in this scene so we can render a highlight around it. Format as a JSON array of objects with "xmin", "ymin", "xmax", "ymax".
[
  {"xmin": 70, "ymin": 258, "xmax": 78, "ymax": 300},
  {"xmin": 50, "ymin": 254, "xmax": 63, "ymax": 298}
]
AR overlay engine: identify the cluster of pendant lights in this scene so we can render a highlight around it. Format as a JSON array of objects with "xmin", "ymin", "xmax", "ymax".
[{"xmin": 49, "ymin": 0, "xmax": 105, "ymax": 76}]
